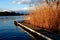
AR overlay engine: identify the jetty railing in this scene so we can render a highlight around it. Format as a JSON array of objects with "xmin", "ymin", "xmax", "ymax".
[{"xmin": 14, "ymin": 21, "xmax": 52, "ymax": 40}]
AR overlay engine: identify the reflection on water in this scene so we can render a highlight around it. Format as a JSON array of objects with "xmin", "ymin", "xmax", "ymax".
[{"xmin": 0, "ymin": 16, "xmax": 32, "ymax": 40}]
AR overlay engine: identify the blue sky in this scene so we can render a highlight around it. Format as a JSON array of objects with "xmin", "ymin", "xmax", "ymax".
[
  {"xmin": 0, "ymin": 0, "xmax": 41, "ymax": 11},
  {"xmin": 0, "ymin": 0, "xmax": 29, "ymax": 10}
]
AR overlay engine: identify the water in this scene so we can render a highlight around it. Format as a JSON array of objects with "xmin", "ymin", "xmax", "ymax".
[{"xmin": 0, "ymin": 16, "xmax": 32, "ymax": 40}]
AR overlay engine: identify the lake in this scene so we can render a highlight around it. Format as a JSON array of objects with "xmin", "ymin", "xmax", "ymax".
[{"xmin": 0, "ymin": 16, "xmax": 32, "ymax": 40}]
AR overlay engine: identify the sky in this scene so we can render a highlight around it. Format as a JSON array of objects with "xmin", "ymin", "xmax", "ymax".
[{"xmin": 0, "ymin": 0, "xmax": 43, "ymax": 11}]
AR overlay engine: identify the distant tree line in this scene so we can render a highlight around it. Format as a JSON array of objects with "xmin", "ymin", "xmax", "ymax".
[{"xmin": 0, "ymin": 11, "xmax": 25, "ymax": 16}]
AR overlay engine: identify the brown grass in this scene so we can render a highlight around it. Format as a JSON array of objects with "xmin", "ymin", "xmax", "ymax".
[{"xmin": 24, "ymin": 2, "xmax": 60, "ymax": 34}]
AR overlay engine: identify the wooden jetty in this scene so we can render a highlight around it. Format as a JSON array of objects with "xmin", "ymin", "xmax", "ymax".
[{"xmin": 14, "ymin": 21, "xmax": 60, "ymax": 40}]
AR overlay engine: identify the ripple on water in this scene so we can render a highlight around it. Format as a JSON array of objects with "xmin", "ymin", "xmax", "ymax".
[{"xmin": 0, "ymin": 16, "xmax": 32, "ymax": 40}]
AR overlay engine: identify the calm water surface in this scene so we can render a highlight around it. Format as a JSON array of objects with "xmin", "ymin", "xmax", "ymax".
[{"xmin": 0, "ymin": 16, "xmax": 32, "ymax": 40}]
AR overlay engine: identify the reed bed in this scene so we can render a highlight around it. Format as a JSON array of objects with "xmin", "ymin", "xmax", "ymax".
[{"xmin": 24, "ymin": 1, "xmax": 60, "ymax": 34}]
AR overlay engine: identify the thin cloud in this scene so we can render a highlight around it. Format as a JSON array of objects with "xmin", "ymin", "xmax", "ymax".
[
  {"xmin": 17, "ymin": 2, "xmax": 22, "ymax": 4},
  {"xmin": 11, "ymin": 0, "xmax": 41, "ymax": 4},
  {"xmin": 12, "ymin": 1, "xmax": 16, "ymax": 4},
  {"xmin": 17, "ymin": 0, "xmax": 31, "ymax": 4}
]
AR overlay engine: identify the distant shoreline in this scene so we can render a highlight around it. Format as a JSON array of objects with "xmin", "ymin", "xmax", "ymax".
[
  {"xmin": 0, "ymin": 15, "xmax": 24, "ymax": 16},
  {"xmin": 0, "ymin": 11, "xmax": 28, "ymax": 16}
]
